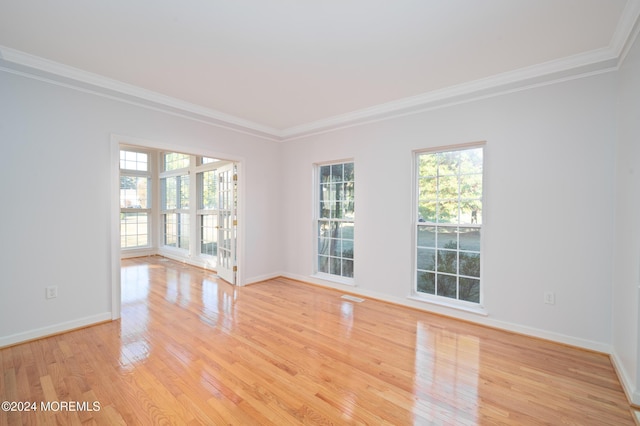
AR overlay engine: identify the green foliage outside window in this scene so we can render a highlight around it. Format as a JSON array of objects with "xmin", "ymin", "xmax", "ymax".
[
  {"xmin": 318, "ymin": 162, "xmax": 355, "ymax": 279},
  {"xmin": 416, "ymin": 147, "xmax": 483, "ymax": 303}
]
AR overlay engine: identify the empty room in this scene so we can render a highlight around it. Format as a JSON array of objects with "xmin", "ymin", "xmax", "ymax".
[{"xmin": 2, "ymin": 0, "xmax": 640, "ymax": 424}]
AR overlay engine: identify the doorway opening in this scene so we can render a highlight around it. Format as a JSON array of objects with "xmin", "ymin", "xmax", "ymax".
[{"xmin": 111, "ymin": 135, "xmax": 243, "ymax": 319}]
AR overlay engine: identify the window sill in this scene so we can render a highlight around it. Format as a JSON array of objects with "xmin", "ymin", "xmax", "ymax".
[
  {"xmin": 311, "ymin": 273, "xmax": 355, "ymax": 287},
  {"xmin": 407, "ymin": 294, "xmax": 488, "ymax": 316},
  {"xmin": 160, "ymin": 246, "xmax": 189, "ymax": 253},
  {"xmin": 120, "ymin": 247, "xmax": 155, "ymax": 258}
]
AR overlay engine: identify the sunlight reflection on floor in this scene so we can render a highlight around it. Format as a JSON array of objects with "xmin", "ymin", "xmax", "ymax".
[{"xmin": 414, "ymin": 321, "xmax": 479, "ymax": 424}]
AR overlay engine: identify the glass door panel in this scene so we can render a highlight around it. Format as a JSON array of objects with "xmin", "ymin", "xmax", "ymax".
[{"xmin": 216, "ymin": 164, "xmax": 237, "ymax": 284}]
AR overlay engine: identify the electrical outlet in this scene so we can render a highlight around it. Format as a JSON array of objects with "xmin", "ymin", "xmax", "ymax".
[
  {"xmin": 544, "ymin": 291, "xmax": 555, "ymax": 305},
  {"xmin": 46, "ymin": 286, "xmax": 58, "ymax": 299}
]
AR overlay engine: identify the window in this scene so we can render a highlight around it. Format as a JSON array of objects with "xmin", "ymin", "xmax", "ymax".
[
  {"xmin": 164, "ymin": 152, "xmax": 190, "ymax": 171},
  {"xmin": 120, "ymin": 149, "xmax": 148, "ymax": 172},
  {"xmin": 161, "ymin": 153, "xmax": 190, "ymax": 250},
  {"xmin": 200, "ymin": 157, "xmax": 220, "ymax": 166},
  {"xmin": 197, "ymin": 169, "xmax": 218, "ymax": 257},
  {"xmin": 119, "ymin": 146, "xmax": 235, "ymax": 269},
  {"xmin": 316, "ymin": 162, "xmax": 355, "ymax": 280},
  {"xmin": 415, "ymin": 145, "xmax": 483, "ymax": 303},
  {"xmin": 120, "ymin": 149, "xmax": 151, "ymax": 249}
]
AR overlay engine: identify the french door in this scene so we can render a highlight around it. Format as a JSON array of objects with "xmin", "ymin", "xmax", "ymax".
[{"xmin": 216, "ymin": 163, "xmax": 237, "ymax": 284}]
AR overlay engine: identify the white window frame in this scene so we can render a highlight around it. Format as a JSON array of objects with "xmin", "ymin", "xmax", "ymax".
[
  {"xmin": 411, "ymin": 142, "xmax": 486, "ymax": 314},
  {"xmin": 196, "ymin": 159, "xmax": 224, "ymax": 262},
  {"xmin": 160, "ymin": 153, "xmax": 191, "ymax": 252},
  {"xmin": 313, "ymin": 160, "xmax": 355, "ymax": 285},
  {"xmin": 119, "ymin": 147, "xmax": 152, "ymax": 253}
]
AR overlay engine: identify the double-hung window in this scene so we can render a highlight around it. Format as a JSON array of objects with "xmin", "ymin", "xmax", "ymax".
[
  {"xmin": 316, "ymin": 161, "xmax": 355, "ymax": 280},
  {"xmin": 161, "ymin": 153, "xmax": 190, "ymax": 250},
  {"xmin": 119, "ymin": 149, "xmax": 151, "ymax": 249},
  {"xmin": 197, "ymin": 158, "xmax": 220, "ymax": 258},
  {"xmin": 415, "ymin": 145, "xmax": 483, "ymax": 304}
]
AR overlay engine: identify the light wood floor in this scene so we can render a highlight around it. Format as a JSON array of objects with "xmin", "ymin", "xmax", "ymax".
[{"xmin": 1, "ymin": 256, "xmax": 634, "ymax": 425}]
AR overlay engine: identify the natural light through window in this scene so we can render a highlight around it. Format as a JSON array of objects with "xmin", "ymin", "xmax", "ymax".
[
  {"xmin": 161, "ymin": 153, "xmax": 190, "ymax": 250},
  {"xmin": 120, "ymin": 149, "xmax": 151, "ymax": 249},
  {"xmin": 120, "ymin": 150, "xmax": 148, "ymax": 172},
  {"xmin": 415, "ymin": 145, "xmax": 483, "ymax": 304},
  {"xmin": 316, "ymin": 161, "xmax": 355, "ymax": 281},
  {"xmin": 198, "ymin": 169, "xmax": 218, "ymax": 257}
]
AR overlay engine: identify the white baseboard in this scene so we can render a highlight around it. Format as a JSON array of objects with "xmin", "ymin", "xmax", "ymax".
[
  {"xmin": 281, "ymin": 272, "xmax": 611, "ymax": 354},
  {"xmin": 244, "ymin": 272, "xmax": 282, "ymax": 286},
  {"xmin": 611, "ymin": 351, "xmax": 640, "ymax": 406},
  {"xmin": 479, "ymin": 317, "xmax": 612, "ymax": 354},
  {"xmin": 0, "ymin": 312, "xmax": 112, "ymax": 348},
  {"xmin": 120, "ymin": 248, "xmax": 157, "ymax": 259},
  {"xmin": 157, "ymin": 249, "xmax": 218, "ymax": 272}
]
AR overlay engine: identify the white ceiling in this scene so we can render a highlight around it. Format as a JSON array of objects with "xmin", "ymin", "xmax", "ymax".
[{"xmin": 1, "ymin": 0, "xmax": 639, "ymax": 140}]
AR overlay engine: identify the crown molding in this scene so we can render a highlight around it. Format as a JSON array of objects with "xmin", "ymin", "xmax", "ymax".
[
  {"xmin": 280, "ymin": 0, "xmax": 640, "ymax": 141},
  {"xmin": 0, "ymin": 46, "xmax": 283, "ymax": 141},
  {"xmin": 280, "ymin": 48, "xmax": 622, "ymax": 141},
  {"xmin": 1, "ymin": 0, "xmax": 639, "ymax": 142},
  {"xmin": 612, "ymin": 0, "xmax": 640, "ymax": 58},
  {"xmin": 617, "ymin": 0, "xmax": 640, "ymax": 64}
]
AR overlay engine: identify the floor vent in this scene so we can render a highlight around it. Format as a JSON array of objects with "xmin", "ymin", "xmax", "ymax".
[{"xmin": 341, "ymin": 295, "xmax": 365, "ymax": 303}]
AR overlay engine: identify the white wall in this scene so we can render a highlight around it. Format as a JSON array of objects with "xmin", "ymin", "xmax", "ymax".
[
  {"xmin": 0, "ymin": 70, "xmax": 282, "ymax": 346},
  {"xmin": 613, "ymin": 31, "xmax": 640, "ymax": 404},
  {"xmin": 281, "ymin": 72, "xmax": 618, "ymax": 351}
]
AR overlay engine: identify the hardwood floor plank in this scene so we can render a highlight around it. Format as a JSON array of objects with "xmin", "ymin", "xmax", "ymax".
[{"xmin": 0, "ymin": 256, "xmax": 634, "ymax": 425}]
